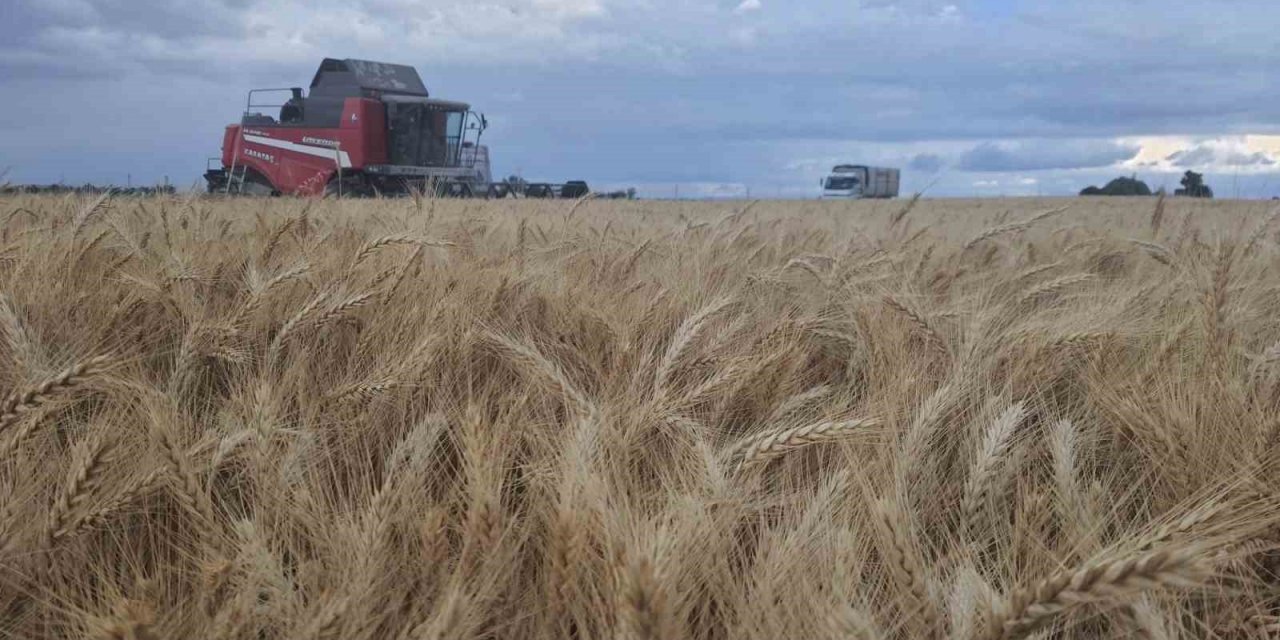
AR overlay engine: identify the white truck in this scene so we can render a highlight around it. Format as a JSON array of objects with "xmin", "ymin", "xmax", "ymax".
[{"xmin": 820, "ymin": 165, "xmax": 900, "ymax": 199}]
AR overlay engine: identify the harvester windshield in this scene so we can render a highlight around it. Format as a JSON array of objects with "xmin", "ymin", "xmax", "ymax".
[{"xmin": 385, "ymin": 96, "xmax": 471, "ymax": 167}]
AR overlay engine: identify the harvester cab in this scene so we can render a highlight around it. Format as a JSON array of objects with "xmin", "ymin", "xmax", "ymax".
[{"xmin": 205, "ymin": 58, "xmax": 491, "ymax": 197}]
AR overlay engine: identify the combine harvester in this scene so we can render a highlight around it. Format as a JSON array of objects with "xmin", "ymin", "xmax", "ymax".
[{"xmin": 205, "ymin": 58, "xmax": 584, "ymax": 198}]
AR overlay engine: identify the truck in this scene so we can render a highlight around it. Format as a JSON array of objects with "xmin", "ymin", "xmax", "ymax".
[
  {"xmin": 820, "ymin": 165, "xmax": 900, "ymax": 199},
  {"xmin": 204, "ymin": 58, "xmax": 595, "ymax": 199}
]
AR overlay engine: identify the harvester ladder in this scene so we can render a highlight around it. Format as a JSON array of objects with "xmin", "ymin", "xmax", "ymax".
[
  {"xmin": 226, "ymin": 165, "xmax": 249, "ymax": 195},
  {"xmin": 225, "ymin": 126, "xmax": 246, "ymax": 195}
]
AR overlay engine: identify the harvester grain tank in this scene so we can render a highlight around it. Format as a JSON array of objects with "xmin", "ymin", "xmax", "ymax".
[
  {"xmin": 820, "ymin": 165, "xmax": 900, "ymax": 199},
  {"xmin": 205, "ymin": 58, "xmax": 492, "ymax": 197}
]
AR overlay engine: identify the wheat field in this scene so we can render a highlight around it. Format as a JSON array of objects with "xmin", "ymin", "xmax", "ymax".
[{"xmin": 0, "ymin": 192, "xmax": 1278, "ymax": 639}]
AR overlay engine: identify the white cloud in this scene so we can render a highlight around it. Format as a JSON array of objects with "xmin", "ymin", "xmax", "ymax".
[
  {"xmin": 733, "ymin": 0, "xmax": 762, "ymax": 14},
  {"xmin": 1122, "ymin": 136, "xmax": 1280, "ymax": 174}
]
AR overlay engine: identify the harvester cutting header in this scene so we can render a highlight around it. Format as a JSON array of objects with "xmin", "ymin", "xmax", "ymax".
[{"xmin": 206, "ymin": 58, "xmax": 506, "ymax": 197}]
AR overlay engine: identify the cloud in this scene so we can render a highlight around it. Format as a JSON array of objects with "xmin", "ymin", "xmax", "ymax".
[
  {"xmin": 909, "ymin": 153, "xmax": 945, "ymax": 173},
  {"xmin": 956, "ymin": 140, "xmax": 1140, "ymax": 172},
  {"xmin": 733, "ymin": 0, "xmax": 762, "ymax": 14},
  {"xmin": 1167, "ymin": 144, "xmax": 1276, "ymax": 169}
]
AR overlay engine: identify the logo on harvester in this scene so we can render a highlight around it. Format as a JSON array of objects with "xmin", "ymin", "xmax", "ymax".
[
  {"xmin": 302, "ymin": 136, "xmax": 340, "ymax": 149},
  {"xmin": 244, "ymin": 148, "xmax": 275, "ymax": 163}
]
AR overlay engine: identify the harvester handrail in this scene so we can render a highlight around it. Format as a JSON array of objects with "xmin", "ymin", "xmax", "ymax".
[{"xmin": 244, "ymin": 88, "xmax": 301, "ymax": 115}]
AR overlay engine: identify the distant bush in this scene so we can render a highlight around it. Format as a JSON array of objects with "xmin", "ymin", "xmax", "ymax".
[{"xmin": 1080, "ymin": 176, "xmax": 1153, "ymax": 197}]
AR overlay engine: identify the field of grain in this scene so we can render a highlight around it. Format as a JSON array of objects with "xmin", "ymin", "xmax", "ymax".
[{"xmin": 0, "ymin": 193, "xmax": 1278, "ymax": 639}]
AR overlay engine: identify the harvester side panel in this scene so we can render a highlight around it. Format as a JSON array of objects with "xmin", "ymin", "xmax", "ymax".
[{"xmin": 223, "ymin": 98, "xmax": 389, "ymax": 195}]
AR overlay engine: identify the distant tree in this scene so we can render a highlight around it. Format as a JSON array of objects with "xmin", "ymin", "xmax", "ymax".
[
  {"xmin": 1175, "ymin": 171, "xmax": 1213, "ymax": 198},
  {"xmin": 1080, "ymin": 175, "xmax": 1152, "ymax": 197}
]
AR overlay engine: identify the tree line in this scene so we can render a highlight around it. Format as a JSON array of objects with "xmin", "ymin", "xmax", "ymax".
[{"xmin": 1080, "ymin": 171, "xmax": 1213, "ymax": 198}]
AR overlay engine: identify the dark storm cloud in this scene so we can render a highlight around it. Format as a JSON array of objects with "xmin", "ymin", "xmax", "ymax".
[{"xmin": 956, "ymin": 140, "xmax": 1140, "ymax": 173}]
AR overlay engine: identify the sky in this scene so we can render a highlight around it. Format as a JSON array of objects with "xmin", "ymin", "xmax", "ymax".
[{"xmin": 3, "ymin": 0, "xmax": 1280, "ymax": 198}]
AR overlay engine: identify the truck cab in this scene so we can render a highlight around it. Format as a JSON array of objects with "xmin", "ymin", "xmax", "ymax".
[{"xmin": 822, "ymin": 166, "xmax": 865, "ymax": 198}]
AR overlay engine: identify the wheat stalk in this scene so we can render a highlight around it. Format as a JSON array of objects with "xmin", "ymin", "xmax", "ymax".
[
  {"xmin": 0, "ymin": 355, "xmax": 110, "ymax": 437},
  {"xmin": 234, "ymin": 263, "xmax": 308, "ymax": 326},
  {"xmin": 1244, "ymin": 203, "xmax": 1280, "ymax": 256},
  {"xmin": 259, "ymin": 216, "xmax": 296, "ymax": 266},
  {"xmin": 45, "ymin": 435, "xmax": 114, "ymax": 547},
  {"xmin": 305, "ymin": 291, "xmax": 374, "ymax": 332},
  {"xmin": 963, "ymin": 403, "xmax": 1026, "ymax": 542},
  {"xmin": 891, "ymin": 192, "xmax": 923, "ymax": 228},
  {"xmin": 965, "ymin": 207, "xmax": 1068, "ymax": 251},
  {"xmin": 1129, "ymin": 239, "xmax": 1176, "ymax": 266},
  {"xmin": 872, "ymin": 498, "xmax": 941, "ymax": 638},
  {"xmin": 486, "ymin": 331, "xmax": 595, "ymax": 416},
  {"xmin": 351, "ymin": 234, "xmax": 421, "ymax": 269},
  {"xmin": 617, "ymin": 550, "xmax": 667, "ymax": 640},
  {"xmin": 1203, "ymin": 244, "xmax": 1234, "ymax": 366},
  {"xmin": 72, "ymin": 190, "xmax": 113, "ymax": 239},
  {"xmin": 1018, "ymin": 273, "xmax": 1095, "ymax": 306},
  {"xmin": 984, "ymin": 547, "xmax": 1211, "ymax": 640},
  {"xmin": 152, "ymin": 420, "xmax": 216, "ymax": 526},
  {"xmin": 736, "ymin": 417, "xmax": 880, "ymax": 472},
  {"xmin": 883, "ymin": 296, "xmax": 949, "ymax": 360},
  {"xmin": 1149, "ymin": 192, "xmax": 1166, "ymax": 238},
  {"xmin": 653, "ymin": 296, "xmax": 735, "ymax": 399},
  {"xmin": 268, "ymin": 290, "xmax": 331, "ymax": 358},
  {"xmin": 64, "ymin": 469, "xmax": 165, "ymax": 538}
]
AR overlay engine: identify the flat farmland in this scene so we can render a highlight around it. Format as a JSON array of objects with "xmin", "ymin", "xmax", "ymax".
[{"xmin": 0, "ymin": 194, "xmax": 1277, "ymax": 639}]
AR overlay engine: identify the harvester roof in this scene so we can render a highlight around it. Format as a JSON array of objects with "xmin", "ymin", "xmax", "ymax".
[{"xmin": 309, "ymin": 58, "xmax": 430, "ymax": 97}]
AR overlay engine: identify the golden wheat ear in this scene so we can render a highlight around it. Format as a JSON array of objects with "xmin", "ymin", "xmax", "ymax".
[
  {"xmin": 984, "ymin": 547, "xmax": 1212, "ymax": 640},
  {"xmin": 0, "ymin": 354, "xmax": 111, "ymax": 437},
  {"xmin": 45, "ymin": 434, "xmax": 115, "ymax": 547}
]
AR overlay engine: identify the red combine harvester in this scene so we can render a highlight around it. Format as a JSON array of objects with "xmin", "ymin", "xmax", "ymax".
[{"xmin": 205, "ymin": 58, "xmax": 495, "ymax": 197}]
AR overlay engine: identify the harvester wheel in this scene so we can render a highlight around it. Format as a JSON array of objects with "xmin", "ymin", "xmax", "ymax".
[
  {"xmin": 225, "ymin": 167, "xmax": 276, "ymax": 196},
  {"xmin": 240, "ymin": 178, "xmax": 276, "ymax": 197}
]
